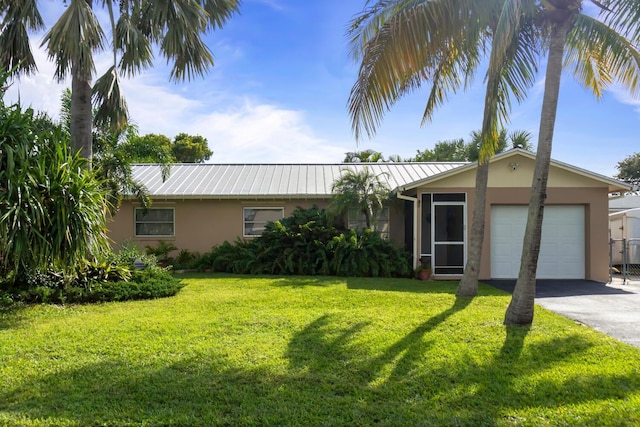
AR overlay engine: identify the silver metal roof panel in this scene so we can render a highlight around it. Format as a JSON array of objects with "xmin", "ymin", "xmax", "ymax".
[{"xmin": 130, "ymin": 163, "xmax": 468, "ymax": 199}]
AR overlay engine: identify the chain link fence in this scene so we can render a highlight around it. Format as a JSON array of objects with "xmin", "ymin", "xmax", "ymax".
[{"xmin": 610, "ymin": 238, "xmax": 640, "ymax": 283}]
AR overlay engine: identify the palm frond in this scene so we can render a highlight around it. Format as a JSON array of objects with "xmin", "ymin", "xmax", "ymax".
[
  {"xmin": 115, "ymin": 12, "xmax": 154, "ymax": 76},
  {"xmin": 41, "ymin": 0, "xmax": 105, "ymax": 81},
  {"xmin": 0, "ymin": 0, "xmax": 44, "ymax": 75},
  {"xmin": 199, "ymin": 0, "xmax": 241, "ymax": 29},
  {"xmin": 0, "ymin": 21, "xmax": 37, "ymax": 74},
  {"xmin": 565, "ymin": 13, "xmax": 640, "ymax": 99},
  {"xmin": 597, "ymin": 0, "xmax": 640, "ymax": 41},
  {"xmin": 92, "ymin": 65, "xmax": 129, "ymax": 131},
  {"xmin": 348, "ymin": 0, "xmax": 501, "ymax": 140}
]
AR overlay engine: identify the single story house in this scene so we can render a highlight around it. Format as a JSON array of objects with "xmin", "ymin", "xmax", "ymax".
[{"xmin": 108, "ymin": 149, "xmax": 630, "ymax": 282}]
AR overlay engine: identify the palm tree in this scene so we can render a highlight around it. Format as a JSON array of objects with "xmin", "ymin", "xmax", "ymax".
[
  {"xmin": 0, "ymin": 0, "xmax": 239, "ymax": 163},
  {"xmin": 348, "ymin": 0, "xmax": 539, "ymax": 293},
  {"xmin": 504, "ymin": 0, "xmax": 640, "ymax": 325},
  {"xmin": 343, "ymin": 149, "xmax": 385, "ymax": 163},
  {"xmin": 330, "ymin": 167, "xmax": 390, "ymax": 231},
  {"xmin": 465, "ymin": 129, "xmax": 534, "ymax": 162},
  {"xmin": 59, "ymin": 88, "xmax": 171, "ymax": 213}
]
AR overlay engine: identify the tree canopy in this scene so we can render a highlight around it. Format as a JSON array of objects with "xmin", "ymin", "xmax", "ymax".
[
  {"xmin": 0, "ymin": 0, "xmax": 239, "ymax": 162},
  {"xmin": 616, "ymin": 153, "xmax": 640, "ymax": 187}
]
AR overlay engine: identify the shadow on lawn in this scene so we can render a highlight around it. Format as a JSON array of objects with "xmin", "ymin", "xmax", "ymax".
[
  {"xmin": 0, "ymin": 304, "xmax": 29, "ymax": 330},
  {"xmin": 2, "ymin": 305, "xmax": 640, "ymax": 426}
]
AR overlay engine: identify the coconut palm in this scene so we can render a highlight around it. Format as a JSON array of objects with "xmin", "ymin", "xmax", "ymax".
[
  {"xmin": 504, "ymin": 0, "xmax": 640, "ymax": 325},
  {"xmin": 0, "ymin": 0, "xmax": 239, "ymax": 163},
  {"xmin": 330, "ymin": 167, "xmax": 390, "ymax": 231},
  {"xmin": 348, "ymin": 0, "xmax": 539, "ymax": 293}
]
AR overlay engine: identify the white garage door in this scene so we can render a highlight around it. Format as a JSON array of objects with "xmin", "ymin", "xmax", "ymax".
[{"xmin": 491, "ymin": 205, "xmax": 585, "ymax": 279}]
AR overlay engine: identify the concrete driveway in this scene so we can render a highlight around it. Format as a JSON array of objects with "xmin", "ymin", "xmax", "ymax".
[{"xmin": 484, "ymin": 279, "xmax": 640, "ymax": 348}]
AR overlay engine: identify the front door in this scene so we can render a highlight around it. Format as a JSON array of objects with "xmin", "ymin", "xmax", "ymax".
[{"xmin": 421, "ymin": 193, "xmax": 466, "ymax": 275}]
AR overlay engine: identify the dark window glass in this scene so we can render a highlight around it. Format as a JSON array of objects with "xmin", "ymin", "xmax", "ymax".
[
  {"xmin": 420, "ymin": 194, "xmax": 432, "ymax": 255},
  {"xmin": 135, "ymin": 208, "xmax": 174, "ymax": 237},
  {"xmin": 434, "ymin": 205, "xmax": 464, "ymax": 242},
  {"xmin": 435, "ymin": 244, "xmax": 464, "ymax": 268},
  {"xmin": 433, "ymin": 193, "xmax": 466, "ymax": 202}
]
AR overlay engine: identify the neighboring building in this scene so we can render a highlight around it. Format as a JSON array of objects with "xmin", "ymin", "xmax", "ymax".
[
  {"xmin": 108, "ymin": 149, "xmax": 630, "ymax": 282},
  {"xmin": 609, "ymin": 194, "xmax": 640, "ymax": 213}
]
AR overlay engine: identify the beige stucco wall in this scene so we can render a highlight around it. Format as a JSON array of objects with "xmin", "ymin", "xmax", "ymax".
[
  {"xmin": 108, "ymin": 198, "xmax": 407, "ymax": 255},
  {"xmin": 414, "ymin": 154, "xmax": 613, "ymax": 282},
  {"xmin": 109, "ymin": 199, "xmax": 330, "ymax": 255},
  {"xmin": 431, "ymin": 154, "xmax": 611, "ymax": 189}
]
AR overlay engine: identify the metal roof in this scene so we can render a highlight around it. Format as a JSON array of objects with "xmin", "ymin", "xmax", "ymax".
[{"xmin": 131, "ymin": 162, "xmax": 468, "ymax": 199}]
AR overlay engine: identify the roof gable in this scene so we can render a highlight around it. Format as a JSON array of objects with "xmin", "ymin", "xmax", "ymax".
[{"xmin": 399, "ymin": 149, "xmax": 630, "ymax": 193}]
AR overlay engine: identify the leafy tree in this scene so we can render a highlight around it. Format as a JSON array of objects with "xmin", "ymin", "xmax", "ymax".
[
  {"xmin": 616, "ymin": 153, "xmax": 640, "ymax": 188},
  {"xmin": 505, "ymin": 0, "xmax": 640, "ymax": 326},
  {"xmin": 0, "ymin": 0, "xmax": 239, "ymax": 163},
  {"xmin": 348, "ymin": 0, "xmax": 538, "ymax": 298},
  {"xmin": 172, "ymin": 132, "xmax": 212, "ymax": 163},
  {"xmin": 0, "ymin": 80, "xmax": 111, "ymax": 284},
  {"xmin": 330, "ymin": 167, "xmax": 390, "ymax": 231},
  {"xmin": 411, "ymin": 139, "xmax": 467, "ymax": 162},
  {"xmin": 122, "ymin": 133, "xmax": 175, "ymax": 164}
]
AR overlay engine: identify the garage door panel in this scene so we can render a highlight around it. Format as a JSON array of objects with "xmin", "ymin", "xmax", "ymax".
[{"xmin": 490, "ymin": 206, "xmax": 585, "ymax": 279}]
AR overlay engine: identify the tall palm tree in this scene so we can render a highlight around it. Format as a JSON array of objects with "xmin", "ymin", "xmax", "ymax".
[
  {"xmin": 0, "ymin": 0, "xmax": 239, "ymax": 163},
  {"xmin": 348, "ymin": 0, "xmax": 539, "ymax": 295},
  {"xmin": 330, "ymin": 167, "xmax": 390, "ymax": 231},
  {"xmin": 504, "ymin": 0, "xmax": 640, "ymax": 325}
]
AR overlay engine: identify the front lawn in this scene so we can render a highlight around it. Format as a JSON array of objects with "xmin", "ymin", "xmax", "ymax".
[{"xmin": 1, "ymin": 275, "xmax": 639, "ymax": 426}]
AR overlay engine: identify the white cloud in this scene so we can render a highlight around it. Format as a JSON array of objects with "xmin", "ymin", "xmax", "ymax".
[
  {"xmin": 609, "ymin": 85, "xmax": 640, "ymax": 116},
  {"xmin": 4, "ymin": 43, "xmax": 69, "ymax": 119},
  {"xmin": 188, "ymin": 101, "xmax": 348, "ymax": 163},
  {"xmin": 3, "ymin": 36, "xmax": 347, "ymax": 164}
]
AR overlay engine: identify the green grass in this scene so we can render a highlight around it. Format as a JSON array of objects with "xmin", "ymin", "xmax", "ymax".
[{"xmin": 1, "ymin": 274, "xmax": 639, "ymax": 426}]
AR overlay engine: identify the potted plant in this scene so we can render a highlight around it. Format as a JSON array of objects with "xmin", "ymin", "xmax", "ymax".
[
  {"xmin": 415, "ymin": 265, "xmax": 432, "ymax": 281},
  {"xmin": 415, "ymin": 257, "xmax": 432, "ymax": 280},
  {"xmin": 415, "ymin": 257, "xmax": 432, "ymax": 281}
]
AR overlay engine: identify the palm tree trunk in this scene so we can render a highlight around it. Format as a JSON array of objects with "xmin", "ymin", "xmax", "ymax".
[
  {"xmin": 70, "ymin": 0, "xmax": 94, "ymax": 166},
  {"xmin": 456, "ymin": 160, "xmax": 489, "ymax": 296},
  {"xmin": 71, "ymin": 67, "xmax": 93, "ymax": 164},
  {"xmin": 504, "ymin": 19, "xmax": 573, "ymax": 326},
  {"xmin": 457, "ymin": 33, "xmax": 505, "ymax": 297}
]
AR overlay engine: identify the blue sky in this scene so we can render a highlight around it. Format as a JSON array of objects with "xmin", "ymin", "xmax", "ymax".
[{"xmin": 5, "ymin": 0, "xmax": 640, "ymax": 177}]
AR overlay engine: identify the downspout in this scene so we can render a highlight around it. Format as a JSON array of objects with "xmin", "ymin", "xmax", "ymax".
[{"xmin": 396, "ymin": 191, "xmax": 419, "ymax": 268}]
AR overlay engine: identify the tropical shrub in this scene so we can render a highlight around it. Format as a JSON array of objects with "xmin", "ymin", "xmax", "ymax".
[
  {"xmin": 145, "ymin": 240, "xmax": 178, "ymax": 265},
  {"xmin": 198, "ymin": 206, "xmax": 411, "ymax": 277},
  {"xmin": 173, "ymin": 249, "xmax": 200, "ymax": 270},
  {"xmin": 0, "ymin": 86, "xmax": 111, "ymax": 285}
]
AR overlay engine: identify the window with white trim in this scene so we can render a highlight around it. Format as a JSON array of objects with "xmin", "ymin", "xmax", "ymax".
[
  {"xmin": 243, "ymin": 207, "xmax": 284, "ymax": 237},
  {"xmin": 348, "ymin": 207, "xmax": 390, "ymax": 240},
  {"xmin": 135, "ymin": 208, "xmax": 175, "ymax": 237}
]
